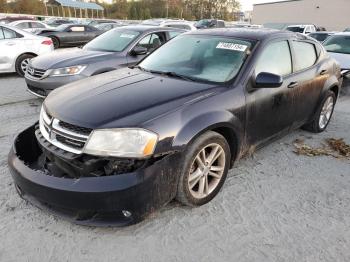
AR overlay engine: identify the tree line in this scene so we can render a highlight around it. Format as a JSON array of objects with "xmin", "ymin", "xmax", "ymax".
[{"xmin": 0, "ymin": 0, "xmax": 241, "ymax": 21}]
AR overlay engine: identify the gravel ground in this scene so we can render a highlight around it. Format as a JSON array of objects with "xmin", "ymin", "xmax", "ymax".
[{"xmin": 0, "ymin": 74, "xmax": 349, "ymax": 262}]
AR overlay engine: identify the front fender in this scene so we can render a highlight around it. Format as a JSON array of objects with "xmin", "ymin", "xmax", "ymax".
[{"xmin": 172, "ymin": 110, "xmax": 244, "ymax": 154}]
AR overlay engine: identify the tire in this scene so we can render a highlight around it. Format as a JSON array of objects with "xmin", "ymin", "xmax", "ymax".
[
  {"xmin": 176, "ymin": 131, "xmax": 231, "ymax": 207},
  {"xmin": 15, "ymin": 54, "xmax": 35, "ymax": 77},
  {"xmin": 51, "ymin": 36, "xmax": 60, "ymax": 49},
  {"xmin": 302, "ymin": 90, "xmax": 336, "ymax": 133}
]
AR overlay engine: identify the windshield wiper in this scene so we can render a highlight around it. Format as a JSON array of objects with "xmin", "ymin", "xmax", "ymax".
[
  {"xmin": 128, "ymin": 65, "xmax": 150, "ymax": 72},
  {"xmin": 147, "ymin": 70, "xmax": 198, "ymax": 82}
]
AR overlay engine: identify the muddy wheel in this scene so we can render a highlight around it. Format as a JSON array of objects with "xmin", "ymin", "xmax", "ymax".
[
  {"xmin": 176, "ymin": 131, "xmax": 231, "ymax": 206},
  {"xmin": 15, "ymin": 54, "xmax": 35, "ymax": 77},
  {"xmin": 302, "ymin": 90, "xmax": 336, "ymax": 133}
]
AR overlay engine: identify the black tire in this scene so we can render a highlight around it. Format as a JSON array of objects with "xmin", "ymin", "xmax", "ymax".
[
  {"xmin": 176, "ymin": 131, "xmax": 231, "ymax": 207},
  {"xmin": 302, "ymin": 90, "xmax": 336, "ymax": 133},
  {"xmin": 51, "ymin": 36, "xmax": 60, "ymax": 49},
  {"xmin": 15, "ymin": 54, "xmax": 35, "ymax": 77}
]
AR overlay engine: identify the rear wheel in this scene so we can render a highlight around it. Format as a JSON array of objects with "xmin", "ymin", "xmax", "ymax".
[
  {"xmin": 51, "ymin": 36, "xmax": 60, "ymax": 49},
  {"xmin": 15, "ymin": 54, "xmax": 35, "ymax": 77},
  {"xmin": 176, "ymin": 131, "xmax": 231, "ymax": 206},
  {"xmin": 302, "ymin": 90, "xmax": 336, "ymax": 133}
]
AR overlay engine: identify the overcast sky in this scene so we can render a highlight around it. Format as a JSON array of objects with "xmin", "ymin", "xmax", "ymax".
[{"xmin": 241, "ymin": 0, "xmax": 282, "ymax": 11}]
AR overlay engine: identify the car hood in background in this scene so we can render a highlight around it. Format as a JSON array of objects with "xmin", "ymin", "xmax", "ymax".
[
  {"xmin": 45, "ymin": 68, "xmax": 221, "ymax": 129},
  {"xmin": 328, "ymin": 52, "xmax": 350, "ymax": 70},
  {"xmin": 30, "ymin": 48, "xmax": 121, "ymax": 69}
]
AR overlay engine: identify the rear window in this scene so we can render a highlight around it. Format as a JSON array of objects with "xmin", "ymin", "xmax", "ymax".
[
  {"xmin": 323, "ymin": 35, "xmax": 350, "ymax": 54},
  {"xmin": 293, "ymin": 41, "xmax": 317, "ymax": 71}
]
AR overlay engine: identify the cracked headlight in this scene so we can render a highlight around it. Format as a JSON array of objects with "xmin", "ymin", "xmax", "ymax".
[
  {"xmin": 50, "ymin": 65, "xmax": 86, "ymax": 76},
  {"xmin": 84, "ymin": 128, "xmax": 158, "ymax": 158}
]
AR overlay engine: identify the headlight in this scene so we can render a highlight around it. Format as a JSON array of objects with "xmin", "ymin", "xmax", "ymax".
[
  {"xmin": 83, "ymin": 128, "xmax": 158, "ymax": 158},
  {"xmin": 49, "ymin": 65, "xmax": 86, "ymax": 76}
]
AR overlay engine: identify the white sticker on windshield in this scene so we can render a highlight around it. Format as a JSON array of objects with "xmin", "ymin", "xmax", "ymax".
[
  {"xmin": 120, "ymin": 34, "xmax": 136, "ymax": 38},
  {"xmin": 216, "ymin": 42, "xmax": 248, "ymax": 52}
]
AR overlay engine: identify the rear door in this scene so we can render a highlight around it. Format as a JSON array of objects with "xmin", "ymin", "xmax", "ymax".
[
  {"xmin": 288, "ymin": 40, "xmax": 328, "ymax": 127},
  {"xmin": 0, "ymin": 27, "xmax": 24, "ymax": 72},
  {"xmin": 65, "ymin": 25, "xmax": 86, "ymax": 45}
]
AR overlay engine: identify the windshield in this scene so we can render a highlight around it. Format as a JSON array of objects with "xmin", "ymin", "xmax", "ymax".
[
  {"xmin": 139, "ymin": 35, "xmax": 254, "ymax": 84},
  {"xmin": 84, "ymin": 29, "xmax": 140, "ymax": 52},
  {"xmin": 286, "ymin": 26, "xmax": 305, "ymax": 33},
  {"xmin": 196, "ymin": 19, "xmax": 211, "ymax": 27},
  {"xmin": 309, "ymin": 33, "xmax": 330, "ymax": 42},
  {"xmin": 323, "ymin": 35, "xmax": 350, "ymax": 54}
]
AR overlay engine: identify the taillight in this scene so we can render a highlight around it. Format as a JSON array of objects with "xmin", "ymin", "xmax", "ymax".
[{"xmin": 41, "ymin": 40, "xmax": 53, "ymax": 45}]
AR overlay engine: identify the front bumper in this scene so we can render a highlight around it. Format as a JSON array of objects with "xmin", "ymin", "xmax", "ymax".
[
  {"xmin": 8, "ymin": 125, "xmax": 181, "ymax": 226},
  {"xmin": 25, "ymin": 74, "xmax": 85, "ymax": 97}
]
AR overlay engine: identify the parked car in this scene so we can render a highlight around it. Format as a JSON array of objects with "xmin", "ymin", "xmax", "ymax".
[
  {"xmin": 88, "ymin": 19, "xmax": 120, "ymax": 27},
  {"xmin": 9, "ymin": 29, "xmax": 342, "ymax": 226},
  {"xmin": 25, "ymin": 26, "xmax": 185, "ymax": 97},
  {"xmin": 343, "ymin": 28, "xmax": 350, "ymax": 32},
  {"xmin": 0, "ymin": 16, "xmax": 35, "ymax": 24},
  {"xmin": 0, "ymin": 24, "xmax": 53, "ymax": 76},
  {"xmin": 45, "ymin": 18, "xmax": 72, "ymax": 27},
  {"xmin": 286, "ymin": 24, "xmax": 316, "ymax": 35},
  {"xmin": 195, "ymin": 19, "xmax": 225, "ymax": 29},
  {"xmin": 36, "ymin": 24, "xmax": 102, "ymax": 49},
  {"xmin": 160, "ymin": 21, "xmax": 197, "ymax": 31},
  {"xmin": 323, "ymin": 32, "xmax": 350, "ymax": 73},
  {"xmin": 308, "ymin": 32, "xmax": 335, "ymax": 42},
  {"xmin": 9, "ymin": 20, "xmax": 53, "ymax": 34},
  {"xmin": 95, "ymin": 22, "xmax": 124, "ymax": 32}
]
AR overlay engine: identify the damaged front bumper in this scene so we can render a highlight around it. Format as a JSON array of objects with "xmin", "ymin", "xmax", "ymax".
[{"xmin": 8, "ymin": 124, "xmax": 181, "ymax": 226}]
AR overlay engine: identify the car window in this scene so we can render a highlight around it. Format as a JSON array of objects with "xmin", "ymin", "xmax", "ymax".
[
  {"xmin": 169, "ymin": 31, "xmax": 182, "ymax": 39},
  {"xmin": 293, "ymin": 41, "xmax": 317, "ymax": 71},
  {"xmin": 309, "ymin": 33, "xmax": 329, "ymax": 42},
  {"xmin": 255, "ymin": 41, "xmax": 292, "ymax": 76},
  {"xmin": 70, "ymin": 26, "xmax": 85, "ymax": 32},
  {"xmin": 16, "ymin": 22, "xmax": 30, "ymax": 29},
  {"xmin": 3, "ymin": 27, "xmax": 17, "ymax": 39},
  {"xmin": 136, "ymin": 33, "xmax": 165, "ymax": 52},
  {"xmin": 323, "ymin": 35, "xmax": 350, "ymax": 54},
  {"xmin": 31, "ymin": 22, "xmax": 45, "ymax": 28}
]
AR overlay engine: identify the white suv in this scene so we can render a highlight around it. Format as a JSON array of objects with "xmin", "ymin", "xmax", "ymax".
[{"xmin": 286, "ymin": 24, "xmax": 317, "ymax": 35}]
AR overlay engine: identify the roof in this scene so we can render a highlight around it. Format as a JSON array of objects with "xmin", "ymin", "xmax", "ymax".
[
  {"xmin": 189, "ymin": 28, "xmax": 295, "ymax": 41},
  {"xmin": 118, "ymin": 25, "xmax": 186, "ymax": 32},
  {"xmin": 47, "ymin": 0, "xmax": 104, "ymax": 10}
]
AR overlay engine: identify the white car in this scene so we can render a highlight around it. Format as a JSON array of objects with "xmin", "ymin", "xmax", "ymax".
[
  {"xmin": 9, "ymin": 20, "xmax": 52, "ymax": 34},
  {"xmin": 0, "ymin": 24, "xmax": 54, "ymax": 76},
  {"xmin": 161, "ymin": 21, "xmax": 197, "ymax": 31},
  {"xmin": 323, "ymin": 32, "xmax": 350, "ymax": 74},
  {"xmin": 286, "ymin": 24, "xmax": 316, "ymax": 35}
]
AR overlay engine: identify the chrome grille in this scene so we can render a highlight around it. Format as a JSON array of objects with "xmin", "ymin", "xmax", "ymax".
[
  {"xmin": 27, "ymin": 65, "xmax": 47, "ymax": 79},
  {"xmin": 39, "ymin": 107, "xmax": 91, "ymax": 154}
]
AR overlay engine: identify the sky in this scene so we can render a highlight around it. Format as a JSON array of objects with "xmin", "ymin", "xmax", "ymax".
[{"xmin": 240, "ymin": 0, "xmax": 282, "ymax": 11}]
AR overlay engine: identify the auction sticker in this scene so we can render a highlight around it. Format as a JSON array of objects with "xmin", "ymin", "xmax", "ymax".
[{"xmin": 216, "ymin": 42, "xmax": 248, "ymax": 52}]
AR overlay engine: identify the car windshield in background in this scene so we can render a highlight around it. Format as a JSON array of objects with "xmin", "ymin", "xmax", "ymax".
[
  {"xmin": 286, "ymin": 27, "xmax": 304, "ymax": 33},
  {"xmin": 139, "ymin": 35, "xmax": 254, "ymax": 83},
  {"xmin": 309, "ymin": 33, "xmax": 329, "ymax": 42},
  {"xmin": 84, "ymin": 29, "xmax": 140, "ymax": 52},
  {"xmin": 323, "ymin": 35, "xmax": 350, "ymax": 54}
]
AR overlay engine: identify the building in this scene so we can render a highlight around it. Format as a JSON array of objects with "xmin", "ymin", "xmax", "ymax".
[{"xmin": 252, "ymin": 0, "xmax": 350, "ymax": 31}]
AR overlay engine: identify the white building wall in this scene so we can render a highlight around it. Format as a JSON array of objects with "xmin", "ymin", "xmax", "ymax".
[{"xmin": 252, "ymin": 0, "xmax": 350, "ymax": 31}]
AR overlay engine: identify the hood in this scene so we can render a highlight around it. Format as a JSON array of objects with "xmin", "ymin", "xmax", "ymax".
[
  {"xmin": 30, "ymin": 48, "xmax": 119, "ymax": 69},
  {"xmin": 328, "ymin": 52, "xmax": 350, "ymax": 70},
  {"xmin": 45, "ymin": 68, "xmax": 221, "ymax": 129}
]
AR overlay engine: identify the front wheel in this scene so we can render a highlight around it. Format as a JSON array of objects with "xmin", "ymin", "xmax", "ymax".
[
  {"xmin": 302, "ymin": 90, "xmax": 336, "ymax": 133},
  {"xmin": 15, "ymin": 54, "xmax": 35, "ymax": 77},
  {"xmin": 176, "ymin": 131, "xmax": 231, "ymax": 206}
]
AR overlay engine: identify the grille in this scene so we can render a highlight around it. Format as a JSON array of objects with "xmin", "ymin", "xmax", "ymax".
[
  {"xmin": 58, "ymin": 121, "xmax": 92, "ymax": 136},
  {"xmin": 39, "ymin": 107, "xmax": 92, "ymax": 154},
  {"xmin": 27, "ymin": 66, "xmax": 47, "ymax": 79}
]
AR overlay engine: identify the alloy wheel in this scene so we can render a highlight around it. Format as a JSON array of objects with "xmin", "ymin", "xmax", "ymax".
[
  {"xmin": 319, "ymin": 96, "xmax": 334, "ymax": 129},
  {"xmin": 188, "ymin": 143, "xmax": 226, "ymax": 199},
  {"xmin": 21, "ymin": 58, "xmax": 31, "ymax": 74}
]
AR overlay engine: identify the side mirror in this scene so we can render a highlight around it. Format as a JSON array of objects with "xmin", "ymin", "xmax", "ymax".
[
  {"xmin": 130, "ymin": 46, "xmax": 148, "ymax": 56},
  {"xmin": 255, "ymin": 72, "xmax": 283, "ymax": 88}
]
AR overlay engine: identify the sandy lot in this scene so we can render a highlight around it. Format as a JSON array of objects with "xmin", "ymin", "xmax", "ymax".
[{"xmin": 0, "ymin": 74, "xmax": 349, "ymax": 262}]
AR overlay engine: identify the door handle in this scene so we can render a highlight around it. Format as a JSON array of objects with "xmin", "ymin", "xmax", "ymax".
[
  {"xmin": 288, "ymin": 82, "xmax": 299, "ymax": 88},
  {"xmin": 320, "ymin": 70, "xmax": 327, "ymax": 75}
]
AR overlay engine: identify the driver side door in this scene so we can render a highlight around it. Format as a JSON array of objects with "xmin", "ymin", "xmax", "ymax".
[{"xmin": 245, "ymin": 39, "xmax": 300, "ymax": 146}]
